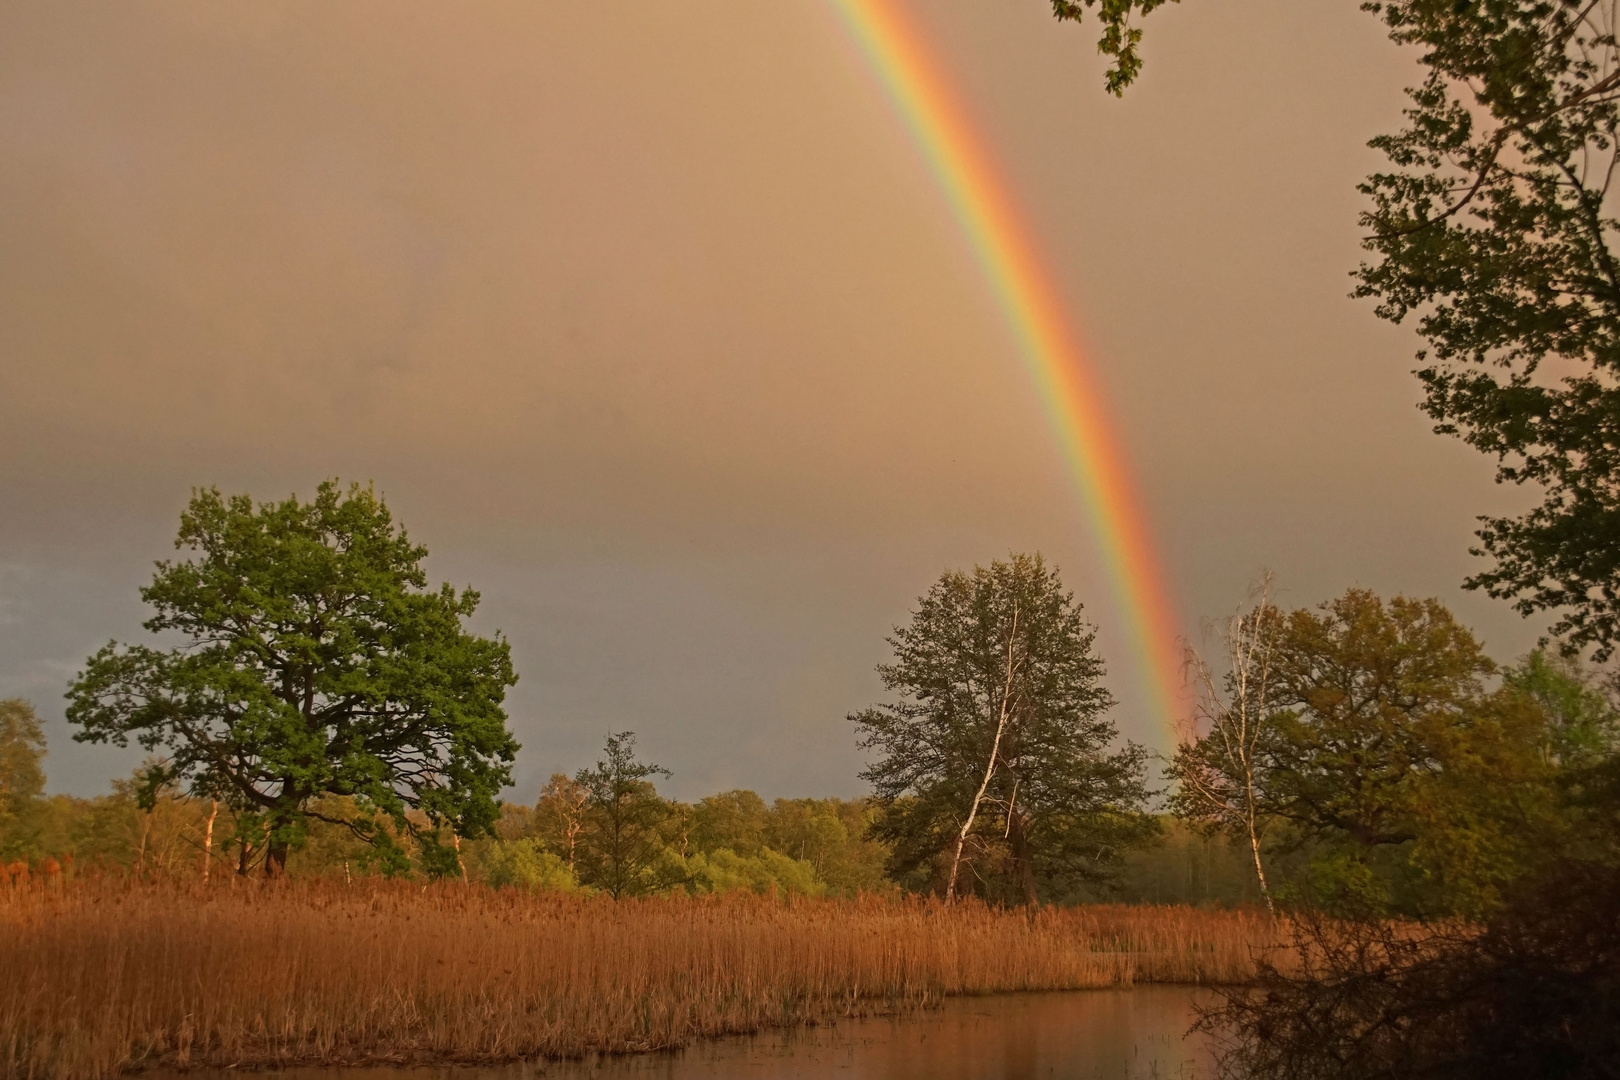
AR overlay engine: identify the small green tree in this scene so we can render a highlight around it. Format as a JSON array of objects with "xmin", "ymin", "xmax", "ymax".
[
  {"xmin": 573, "ymin": 732, "xmax": 680, "ymax": 898},
  {"xmin": 65, "ymin": 482, "xmax": 520, "ymax": 876},
  {"xmin": 1502, "ymin": 649, "xmax": 1620, "ymax": 768},
  {"xmin": 763, "ymin": 797, "xmax": 890, "ymax": 896},
  {"xmin": 532, "ymin": 773, "xmax": 590, "ymax": 869},
  {"xmin": 0, "ymin": 699, "xmax": 47, "ymax": 860},
  {"xmin": 853, "ymin": 554, "xmax": 1155, "ymax": 905}
]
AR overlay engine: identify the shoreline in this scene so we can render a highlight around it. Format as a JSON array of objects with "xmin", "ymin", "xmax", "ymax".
[
  {"xmin": 2, "ymin": 878, "xmax": 1272, "ymax": 1079},
  {"xmin": 133, "ymin": 986, "xmax": 1223, "ymax": 1078}
]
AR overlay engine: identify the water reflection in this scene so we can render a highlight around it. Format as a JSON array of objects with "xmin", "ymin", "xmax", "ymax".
[{"xmin": 240, "ymin": 987, "xmax": 1213, "ymax": 1080}]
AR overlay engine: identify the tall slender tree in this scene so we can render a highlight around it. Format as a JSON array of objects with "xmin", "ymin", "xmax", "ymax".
[
  {"xmin": 1167, "ymin": 574, "xmax": 1283, "ymax": 915},
  {"xmin": 573, "ymin": 732, "xmax": 679, "ymax": 898}
]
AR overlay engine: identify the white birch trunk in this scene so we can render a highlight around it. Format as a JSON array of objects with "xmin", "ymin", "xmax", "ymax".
[{"xmin": 946, "ymin": 605, "xmax": 1021, "ymax": 903}]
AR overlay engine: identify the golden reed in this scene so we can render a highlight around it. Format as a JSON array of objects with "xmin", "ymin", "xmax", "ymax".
[{"xmin": 0, "ymin": 869, "xmax": 1276, "ymax": 1079}]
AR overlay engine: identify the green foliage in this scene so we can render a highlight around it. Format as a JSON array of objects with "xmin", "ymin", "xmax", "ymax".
[
  {"xmin": 682, "ymin": 847, "xmax": 822, "ymax": 897},
  {"xmin": 1350, "ymin": 1, "xmax": 1620, "ymax": 660},
  {"xmin": 1079, "ymin": 818, "xmax": 1276, "ymax": 907},
  {"xmin": 0, "ymin": 700, "xmax": 47, "ymax": 861},
  {"xmin": 690, "ymin": 790, "xmax": 768, "ymax": 857},
  {"xmin": 530, "ymin": 773, "xmax": 590, "ymax": 868},
  {"xmin": 854, "ymin": 554, "xmax": 1156, "ymax": 905},
  {"xmin": 761, "ymin": 797, "xmax": 890, "ymax": 896},
  {"xmin": 1263, "ymin": 590, "xmax": 1495, "ymax": 855},
  {"xmin": 1169, "ymin": 588, "xmax": 1604, "ymax": 918},
  {"xmin": 573, "ymin": 732, "xmax": 683, "ymax": 899},
  {"xmin": 65, "ymin": 481, "xmax": 520, "ymax": 875},
  {"xmin": 416, "ymin": 832, "xmax": 465, "ymax": 881},
  {"xmin": 483, "ymin": 839, "xmax": 581, "ymax": 892},
  {"xmin": 1046, "ymin": 0, "xmax": 1179, "ymax": 95},
  {"xmin": 355, "ymin": 828, "xmax": 414, "ymax": 879},
  {"xmin": 1503, "ymin": 648, "xmax": 1620, "ymax": 767}
]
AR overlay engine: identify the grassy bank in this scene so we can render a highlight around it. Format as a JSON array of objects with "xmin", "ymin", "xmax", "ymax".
[{"xmin": 0, "ymin": 873, "xmax": 1277, "ymax": 1079}]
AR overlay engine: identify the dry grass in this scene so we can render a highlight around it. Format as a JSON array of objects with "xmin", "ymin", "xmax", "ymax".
[{"xmin": 0, "ymin": 871, "xmax": 1280, "ymax": 1079}]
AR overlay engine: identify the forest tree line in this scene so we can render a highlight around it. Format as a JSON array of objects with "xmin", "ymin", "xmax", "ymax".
[{"xmin": 5, "ymin": 517, "xmax": 1614, "ymax": 920}]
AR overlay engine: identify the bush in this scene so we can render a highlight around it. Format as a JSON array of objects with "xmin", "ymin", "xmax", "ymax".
[
  {"xmin": 682, "ymin": 848, "xmax": 823, "ymax": 897},
  {"xmin": 482, "ymin": 840, "xmax": 580, "ymax": 892},
  {"xmin": 1204, "ymin": 859, "xmax": 1620, "ymax": 1080}
]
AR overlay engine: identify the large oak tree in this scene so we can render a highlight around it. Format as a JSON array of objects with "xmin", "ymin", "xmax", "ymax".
[{"xmin": 66, "ymin": 481, "xmax": 519, "ymax": 876}]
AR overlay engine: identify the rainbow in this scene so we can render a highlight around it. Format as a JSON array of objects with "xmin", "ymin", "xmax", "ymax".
[{"xmin": 826, "ymin": 0, "xmax": 1188, "ymax": 741}]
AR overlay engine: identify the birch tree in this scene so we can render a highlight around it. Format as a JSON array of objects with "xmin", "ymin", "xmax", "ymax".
[
  {"xmin": 1166, "ymin": 574, "xmax": 1283, "ymax": 915},
  {"xmin": 853, "ymin": 554, "xmax": 1155, "ymax": 905}
]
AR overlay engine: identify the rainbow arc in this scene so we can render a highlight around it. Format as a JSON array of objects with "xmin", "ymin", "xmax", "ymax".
[{"xmin": 827, "ymin": 0, "xmax": 1187, "ymax": 740}]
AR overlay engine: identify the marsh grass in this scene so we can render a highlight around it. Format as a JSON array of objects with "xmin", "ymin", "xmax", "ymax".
[{"xmin": 0, "ymin": 871, "xmax": 1277, "ymax": 1079}]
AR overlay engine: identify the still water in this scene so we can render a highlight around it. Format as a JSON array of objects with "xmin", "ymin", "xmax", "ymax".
[{"xmin": 243, "ymin": 988, "xmax": 1215, "ymax": 1080}]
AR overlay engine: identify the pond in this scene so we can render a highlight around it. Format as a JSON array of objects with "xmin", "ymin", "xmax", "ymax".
[{"xmin": 228, "ymin": 987, "xmax": 1217, "ymax": 1080}]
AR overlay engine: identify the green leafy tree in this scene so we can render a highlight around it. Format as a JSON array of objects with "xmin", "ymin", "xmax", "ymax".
[
  {"xmin": 763, "ymin": 797, "xmax": 891, "ymax": 896},
  {"xmin": 1503, "ymin": 648, "xmax": 1620, "ymax": 767},
  {"xmin": 0, "ymin": 699, "xmax": 47, "ymax": 860},
  {"xmin": 1349, "ymin": 0, "xmax": 1620, "ymax": 661},
  {"xmin": 65, "ymin": 481, "xmax": 520, "ymax": 876},
  {"xmin": 684, "ymin": 847, "xmax": 823, "ymax": 897},
  {"xmin": 690, "ymin": 789, "xmax": 769, "ymax": 857},
  {"xmin": 1264, "ymin": 590, "xmax": 1495, "ymax": 855},
  {"xmin": 531, "ymin": 773, "xmax": 590, "ymax": 868},
  {"xmin": 853, "ymin": 553, "xmax": 1155, "ymax": 906},
  {"xmin": 484, "ymin": 839, "xmax": 580, "ymax": 892},
  {"xmin": 574, "ymin": 732, "xmax": 681, "ymax": 898},
  {"xmin": 1248, "ymin": 589, "xmax": 1571, "ymax": 915}
]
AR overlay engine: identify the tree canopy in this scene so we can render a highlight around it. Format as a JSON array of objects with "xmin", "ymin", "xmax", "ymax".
[
  {"xmin": 853, "ymin": 553, "xmax": 1155, "ymax": 905},
  {"xmin": 1046, "ymin": 0, "xmax": 1179, "ymax": 95},
  {"xmin": 1171, "ymin": 588, "xmax": 1613, "ymax": 917},
  {"xmin": 65, "ymin": 481, "xmax": 519, "ymax": 875},
  {"xmin": 1350, "ymin": 0, "xmax": 1620, "ymax": 660},
  {"xmin": 0, "ymin": 699, "xmax": 47, "ymax": 862}
]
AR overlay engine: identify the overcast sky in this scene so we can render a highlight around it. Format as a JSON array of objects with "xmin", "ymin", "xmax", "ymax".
[{"xmin": 0, "ymin": 0, "xmax": 1545, "ymax": 801}]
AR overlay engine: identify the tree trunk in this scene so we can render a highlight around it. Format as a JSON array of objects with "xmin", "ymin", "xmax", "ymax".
[
  {"xmin": 946, "ymin": 606, "xmax": 1021, "ymax": 903},
  {"xmin": 1246, "ymin": 807, "xmax": 1275, "ymax": 917},
  {"xmin": 202, "ymin": 800, "xmax": 218, "ymax": 883},
  {"xmin": 264, "ymin": 839, "xmax": 289, "ymax": 877},
  {"xmin": 1006, "ymin": 809, "xmax": 1039, "ymax": 907}
]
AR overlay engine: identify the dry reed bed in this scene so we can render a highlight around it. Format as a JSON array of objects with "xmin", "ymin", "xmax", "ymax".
[{"xmin": 0, "ymin": 875, "xmax": 1277, "ymax": 1079}]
